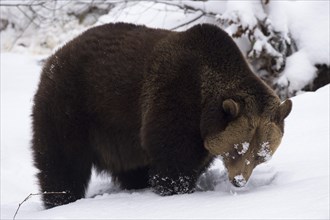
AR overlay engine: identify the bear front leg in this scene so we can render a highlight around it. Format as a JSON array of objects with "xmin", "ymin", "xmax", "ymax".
[
  {"xmin": 142, "ymin": 119, "xmax": 208, "ymax": 196},
  {"xmin": 140, "ymin": 69, "xmax": 209, "ymax": 196}
]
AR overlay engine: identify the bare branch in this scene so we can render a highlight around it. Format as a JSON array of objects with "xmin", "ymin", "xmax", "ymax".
[
  {"xmin": 155, "ymin": 0, "xmax": 216, "ymax": 16},
  {"xmin": 153, "ymin": 0, "xmax": 217, "ymax": 30},
  {"xmin": 170, "ymin": 13, "xmax": 205, "ymax": 31},
  {"xmin": 0, "ymin": 2, "xmax": 46, "ymax": 7},
  {"xmin": 13, "ymin": 191, "xmax": 67, "ymax": 220}
]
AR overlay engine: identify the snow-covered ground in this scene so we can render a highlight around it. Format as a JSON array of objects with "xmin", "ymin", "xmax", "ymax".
[{"xmin": 1, "ymin": 51, "xmax": 329, "ymax": 219}]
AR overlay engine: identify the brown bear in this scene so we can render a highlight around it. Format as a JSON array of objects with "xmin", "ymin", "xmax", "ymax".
[{"xmin": 32, "ymin": 22, "xmax": 292, "ymax": 208}]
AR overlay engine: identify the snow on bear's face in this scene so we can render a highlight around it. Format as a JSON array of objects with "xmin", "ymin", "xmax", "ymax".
[{"xmin": 204, "ymin": 98, "xmax": 292, "ymax": 187}]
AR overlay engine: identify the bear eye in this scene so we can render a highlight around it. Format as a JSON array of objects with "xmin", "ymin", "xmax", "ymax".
[{"xmin": 248, "ymin": 124, "xmax": 255, "ymax": 132}]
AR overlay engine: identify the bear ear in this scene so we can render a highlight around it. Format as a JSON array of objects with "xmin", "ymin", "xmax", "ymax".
[
  {"xmin": 223, "ymin": 99, "xmax": 240, "ymax": 118},
  {"xmin": 278, "ymin": 99, "xmax": 292, "ymax": 120}
]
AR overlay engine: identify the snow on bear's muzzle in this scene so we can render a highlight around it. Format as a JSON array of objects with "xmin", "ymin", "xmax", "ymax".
[{"xmin": 232, "ymin": 174, "xmax": 247, "ymax": 187}]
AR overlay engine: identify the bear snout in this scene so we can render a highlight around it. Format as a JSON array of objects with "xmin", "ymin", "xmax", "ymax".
[{"xmin": 231, "ymin": 174, "xmax": 247, "ymax": 187}]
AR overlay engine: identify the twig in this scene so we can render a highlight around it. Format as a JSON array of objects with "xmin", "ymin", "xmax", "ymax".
[
  {"xmin": 153, "ymin": 0, "xmax": 217, "ymax": 30},
  {"xmin": 155, "ymin": 0, "xmax": 214, "ymax": 15},
  {"xmin": 13, "ymin": 191, "xmax": 67, "ymax": 220},
  {"xmin": 170, "ymin": 13, "xmax": 205, "ymax": 31},
  {"xmin": 0, "ymin": 2, "xmax": 46, "ymax": 7},
  {"xmin": 8, "ymin": 18, "xmax": 34, "ymax": 51}
]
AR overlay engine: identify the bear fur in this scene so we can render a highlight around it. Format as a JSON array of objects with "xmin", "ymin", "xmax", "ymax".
[{"xmin": 32, "ymin": 22, "xmax": 292, "ymax": 208}]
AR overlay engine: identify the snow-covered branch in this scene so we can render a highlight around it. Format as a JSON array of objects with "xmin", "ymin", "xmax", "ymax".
[
  {"xmin": 1, "ymin": 0, "xmax": 329, "ymax": 98},
  {"xmin": 216, "ymin": 1, "xmax": 299, "ymax": 98}
]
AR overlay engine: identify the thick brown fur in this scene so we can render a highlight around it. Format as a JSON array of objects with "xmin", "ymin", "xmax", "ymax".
[{"xmin": 32, "ymin": 23, "xmax": 291, "ymax": 208}]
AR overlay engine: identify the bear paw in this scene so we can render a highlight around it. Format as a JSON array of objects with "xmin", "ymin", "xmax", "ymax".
[
  {"xmin": 150, "ymin": 174, "xmax": 195, "ymax": 196},
  {"xmin": 43, "ymin": 191, "xmax": 78, "ymax": 209}
]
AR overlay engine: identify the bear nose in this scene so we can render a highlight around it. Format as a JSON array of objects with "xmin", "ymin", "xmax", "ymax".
[
  {"xmin": 232, "ymin": 179, "xmax": 243, "ymax": 187},
  {"xmin": 231, "ymin": 174, "xmax": 247, "ymax": 187}
]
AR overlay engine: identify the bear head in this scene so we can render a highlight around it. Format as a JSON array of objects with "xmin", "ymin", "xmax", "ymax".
[{"xmin": 204, "ymin": 97, "xmax": 292, "ymax": 187}]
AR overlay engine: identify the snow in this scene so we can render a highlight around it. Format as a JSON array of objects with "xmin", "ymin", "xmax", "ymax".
[
  {"xmin": 267, "ymin": 1, "xmax": 330, "ymax": 92},
  {"xmin": 234, "ymin": 142, "xmax": 250, "ymax": 155},
  {"xmin": 217, "ymin": 0, "xmax": 329, "ymax": 94},
  {"xmin": 284, "ymin": 1, "xmax": 330, "ymax": 65},
  {"xmin": 257, "ymin": 142, "xmax": 272, "ymax": 162},
  {"xmin": 1, "ymin": 52, "xmax": 329, "ymax": 219},
  {"xmin": 278, "ymin": 49, "xmax": 317, "ymax": 93},
  {"xmin": 219, "ymin": 1, "xmax": 265, "ymax": 30}
]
